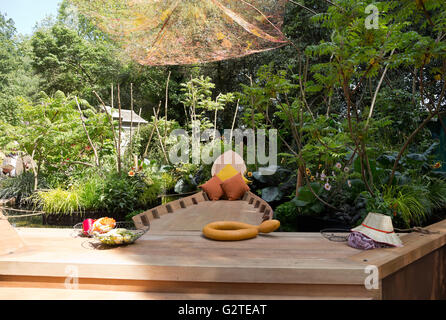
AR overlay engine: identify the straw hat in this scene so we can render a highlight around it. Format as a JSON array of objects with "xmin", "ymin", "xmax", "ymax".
[{"xmin": 351, "ymin": 212, "xmax": 403, "ymax": 247}]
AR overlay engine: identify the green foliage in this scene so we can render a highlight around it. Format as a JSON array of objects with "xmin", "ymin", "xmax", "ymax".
[
  {"xmin": 99, "ymin": 172, "xmax": 141, "ymax": 215},
  {"xmin": 76, "ymin": 174, "xmax": 105, "ymax": 211},
  {"xmin": 362, "ymin": 176, "xmax": 446, "ymax": 228},
  {"xmin": 0, "ymin": 91, "xmax": 114, "ymax": 175},
  {"xmin": 274, "ymin": 201, "xmax": 298, "ymax": 232},
  {"xmin": 30, "ymin": 23, "xmax": 123, "ymax": 98},
  {"xmin": 125, "ymin": 209, "xmax": 145, "ymax": 222},
  {"xmin": 35, "ymin": 188, "xmax": 82, "ymax": 215},
  {"xmin": 0, "ymin": 13, "xmax": 40, "ymax": 124},
  {"xmin": 180, "ymin": 75, "xmax": 236, "ymax": 131},
  {"xmin": 0, "ymin": 172, "xmax": 46, "ymax": 207},
  {"xmin": 134, "ymin": 118, "xmax": 181, "ymax": 161},
  {"xmin": 293, "ymin": 182, "xmax": 325, "ymax": 215},
  {"xmin": 2, "ymin": 0, "xmax": 446, "ymax": 230}
]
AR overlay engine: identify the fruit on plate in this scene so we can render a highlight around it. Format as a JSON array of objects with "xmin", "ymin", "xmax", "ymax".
[
  {"xmin": 94, "ymin": 228, "xmax": 141, "ymax": 245},
  {"xmin": 91, "ymin": 217, "xmax": 116, "ymax": 234},
  {"xmin": 82, "ymin": 218, "xmax": 96, "ymax": 236}
]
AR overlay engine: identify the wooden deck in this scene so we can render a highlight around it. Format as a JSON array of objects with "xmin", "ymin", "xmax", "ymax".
[{"xmin": 1, "ymin": 219, "xmax": 446, "ymax": 300}]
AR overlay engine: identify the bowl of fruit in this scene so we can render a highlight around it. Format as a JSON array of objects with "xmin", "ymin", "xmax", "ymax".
[
  {"xmin": 92, "ymin": 228, "xmax": 145, "ymax": 246},
  {"xmin": 73, "ymin": 217, "xmax": 148, "ymax": 246}
]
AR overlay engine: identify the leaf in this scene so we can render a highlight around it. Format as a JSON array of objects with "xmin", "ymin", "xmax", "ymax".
[
  {"xmin": 309, "ymin": 201, "xmax": 324, "ymax": 214},
  {"xmin": 406, "ymin": 153, "xmax": 427, "ymax": 161},
  {"xmin": 261, "ymin": 186, "xmax": 283, "ymax": 202},
  {"xmin": 291, "ymin": 198, "xmax": 309, "ymax": 207}
]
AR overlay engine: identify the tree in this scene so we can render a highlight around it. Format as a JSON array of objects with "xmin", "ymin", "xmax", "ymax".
[
  {"xmin": 0, "ymin": 91, "xmax": 115, "ymax": 188},
  {"xmin": 0, "ymin": 13, "xmax": 41, "ymax": 125}
]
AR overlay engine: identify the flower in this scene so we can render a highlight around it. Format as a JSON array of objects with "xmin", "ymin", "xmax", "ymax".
[
  {"xmin": 247, "ymin": 172, "xmax": 253, "ymax": 178},
  {"xmin": 306, "ymin": 168, "xmax": 311, "ymax": 176},
  {"xmin": 320, "ymin": 172, "xmax": 326, "ymax": 180},
  {"xmin": 318, "ymin": 164, "xmax": 323, "ymax": 169},
  {"xmin": 128, "ymin": 170, "xmax": 135, "ymax": 177},
  {"xmin": 310, "ymin": 175, "xmax": 315, "ymax": 182},
  {"xmin": 324, "ymin": 183, "xmax": 332, "ymax": 191},
  {"xmin": 433, "ymin": 162, "xmax": 442, "ymax": 169},
  {"xmin": 344, "ymin": 167, "xmax": 350, "ymax": 173},
  {"xmin": 335, "ymin": 162, "xmax": 342, "ymax": 169},
  {"xmin": 347, "ymin": 180, "xmax": 352, "ymax": 188},
  {"xmin": 332, "ymin": 171, "xmax": 336, "ymax": 177}
]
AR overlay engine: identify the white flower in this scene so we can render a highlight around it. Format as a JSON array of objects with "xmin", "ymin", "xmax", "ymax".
[
  {"xmin": 324, "ymin": 183, "xmax": 332, "ymax": 191},
  {"xmin": 321, "ymin": 172, "xmax": 326, "ymax": 180},
  {"xmin": 344, "ymin": 167, "xmax": 350, "ymax": 173},
  {"xmin": 347, "ymin": 180, "xmax": 352, "ymax": 188},
  {"xmin": 335, "ymin": 162, "xmax": 342, "ymax": 169}
]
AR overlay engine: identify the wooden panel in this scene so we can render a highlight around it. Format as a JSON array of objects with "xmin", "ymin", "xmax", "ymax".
[
  {"xmin": 181, "ymin": 197, "xmax": 194, "ymax": 207},
  {"xmin": 165, "ymin": 200, "xmax": 182, "ymax": 211},
  {"xmin": 191, "ymin": 193, "xmax": 206, "ymax": 204},
  {"xmin": 142, "ymin": 210, "xmax": 156, "ymax": 221},
  {"xmin": 131, "ymin": 190, "xmax": 274, "ymax": 233},
  {"xmin": 0, "ymin": 287, "xmax": 373, "ymax": 300},
  {"xmin": 349, "ymin": 219, "xmax": 446, "ymax": 279},
  {"xmin": 155, "ymin": 206, "xmax": 169, "ymax": 217},
  {"xmin": 0, "ymin": 276, "xmax": 377, "ymax": 300},
  {"xmin": 381, "ymin": 245, "xmax": 446, "ymax": 299},
  {"xmin": 0, "ymin": 228, "xmax": 367, "ymax": 286},
  {"xmin": 148, "ymin": 201, "xmax": 266, "ymax": 232},
  {"xmin": 132, "ymin": 215, "xmax": 146, "ymax": 229}
]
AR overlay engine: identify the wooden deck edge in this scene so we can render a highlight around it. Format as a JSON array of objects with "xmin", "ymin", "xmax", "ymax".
[
  {"xmin": 0, "ymin": 276, "xmax": 379, "ymax": 300},
  {"xmin": 0, "ymin": 287, "xmax": 374, "ymax": 300},
  {"xmin": 349, "ymin": 219, "xmax": 446, "ymax": 280},
  {"xmin": 0, "ymin": 261, "xmax": 369, "ymax": 286},
  {"xmin": 244, "ymin": 191, "xmax": 274, "ymax": 221}
]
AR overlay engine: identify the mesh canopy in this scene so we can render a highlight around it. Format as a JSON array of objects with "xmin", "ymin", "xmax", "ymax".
[{"xmin": 70, "ymin": 0, "xmax": 289, "ymax": 65}]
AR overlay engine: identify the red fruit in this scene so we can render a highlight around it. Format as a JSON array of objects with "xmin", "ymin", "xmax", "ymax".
[{"xmin": 82, "ymin": 219, "xmax": 96, "ymax": 236}]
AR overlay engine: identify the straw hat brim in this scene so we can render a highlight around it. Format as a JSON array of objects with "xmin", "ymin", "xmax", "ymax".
[{"xmin": 351, "ymin": 225, "xmax": 403, "ymax": 247}]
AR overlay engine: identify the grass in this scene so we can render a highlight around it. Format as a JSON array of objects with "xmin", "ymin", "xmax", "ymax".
[{"xmin": 35, "ymin": 188, "xmax": 82, "ymax": 215}]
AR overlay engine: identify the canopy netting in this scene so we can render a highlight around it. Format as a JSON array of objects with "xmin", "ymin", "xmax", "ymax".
[{"xmin": 70, "ymin": 0, "xmax": 289, "ymax": 65}]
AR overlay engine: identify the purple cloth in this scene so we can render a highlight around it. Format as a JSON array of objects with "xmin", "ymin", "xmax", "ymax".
[{"xmin": 348, "ymin": 231, "xmax": 391, "ymax": 250}]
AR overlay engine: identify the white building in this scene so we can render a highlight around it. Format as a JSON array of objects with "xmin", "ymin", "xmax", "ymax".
[{"xmin": 102, "ymin": 106, "xmax": 148, "ymax": 152}]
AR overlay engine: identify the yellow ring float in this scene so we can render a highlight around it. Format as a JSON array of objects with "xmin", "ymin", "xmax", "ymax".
[{"xmin": 202, "ymin": 220, "xmax": 280, "ymax": 241}]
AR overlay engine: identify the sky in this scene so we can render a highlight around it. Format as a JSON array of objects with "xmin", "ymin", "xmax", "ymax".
[{"xmin": 1, "ymin": 0, "xmax": 62, "ymax": 35}]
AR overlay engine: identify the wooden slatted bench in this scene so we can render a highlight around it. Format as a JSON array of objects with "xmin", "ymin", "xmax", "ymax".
[{"xmin": 132, "ymin": 191, "xmax": 273, "ymax": 232}]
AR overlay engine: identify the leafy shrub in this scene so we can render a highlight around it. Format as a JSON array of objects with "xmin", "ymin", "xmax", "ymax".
[
  {"xmin": 0, "ymin": 172, "xmax": 46, "ymax": 207},
  {"xmin": 35, "ymin": 188, "xmax": 82, "ymax": 215},
  {"xmin": 161, "ymin": 172, "xmax": 176, "ymax": 193},
  {"xmin": 76, "ymin": 175, "xmax": 105, "ymax": 211},
  {"xmin": 137, "ymin": 175, "xmax": 162, "ymax": 207},
  {"xmin": 125, "ymin": 209, "xmax": 145, "ymax": 222},
  {"xmin": 100, "ymin": 172, "xmax": 142, "ymax": 216},
  {"xmin": 362, "ymin": 182, "xmax": 441, "ymax": 228},
  {"xmin": 275, "ymin": 201, "xmax": 298, "ymax": 232},
  {"xmin": 428, "ymin": 178, "xmax": 446, "ymax": 209}
]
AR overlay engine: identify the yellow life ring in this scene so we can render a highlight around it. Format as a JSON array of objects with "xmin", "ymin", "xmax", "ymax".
[{"xmin": 202, "ymin": 220, "xmax": 280, "ymax": 241}]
